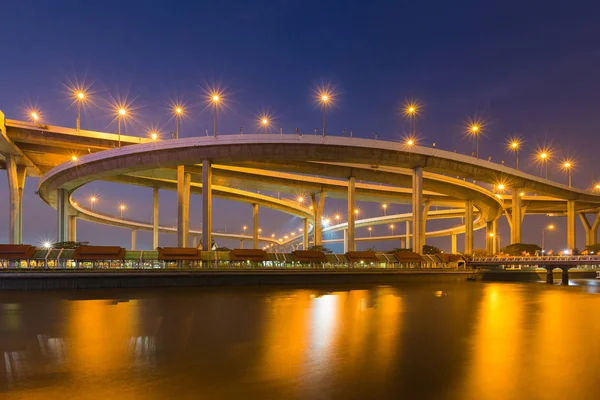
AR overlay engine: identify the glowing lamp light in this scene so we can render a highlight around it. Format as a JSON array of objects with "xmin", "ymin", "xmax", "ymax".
[
  {"xmin": 489, "ymin": 233, "xmax": 495, "ymax": 237},
  {"xmin": 90, "ymin": 196, "xmax": 97, "ymax": 203},
  {"xmin": 212, "ymin": 95, "xmax": 220, "ymax": 102},
  {"xmin": 563, "ymin": 162, "xmax": 571, "ymax": 168},
  {"xmin": 261, "ymin": 118, "xmax": 269, "ymax": 125},
  {"xmin": 120, "ymin": 205, "xmax": 126, "ymax": 211},
  {"xmin": 335, "ymin": 214, "xmax": 341, "ymax": 220},
  {"xmin": 118, "ymin": 108, "xmax": 127, "ymax": 116},
  {"xmin": 470, "ymin": 124, "xmax": 480, "ymax": 133},
  {"xmin": 43, "ymin": 241, "xmax": 52, "ymax": 249},
  {"xmin": 497, "ymin": 183, "xmax": 505, "ymax": 191},
  {"xmin": 77, "ymin": 92, "xmax": 85, "ymax": 100},
  {"xmin": 540, "ymin": 152, "xmax": 548, "ymax": 160},
  {"xmin": 151, "ymin": 132, "xmax": 158, "ymax": 141},
  {"xmin": 31, "ymin": 112, "xmax": 39, "ymax": 122},
  {"xmin": 175, "ymin": 107, "xmax": 183, "ymax": 114},
  {"xmin": 297, "ymin": 196, "xmax": 304, "ymax": 203},
  {"xmin": 321, "ymin": 95, "xmax": 329, "ymax": 102},
  {"xmin": 406, "ymin": 138, "xmax": 415, "ymax": 146},
  {"xmin": 71, "ymin": 155, "xmax": 78, "ymax": 161}
]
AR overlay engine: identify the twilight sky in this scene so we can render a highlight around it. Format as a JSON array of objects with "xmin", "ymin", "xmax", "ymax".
[{"xmin": 1, "ymin": 0, "xmax": 600, "ymax": 252}]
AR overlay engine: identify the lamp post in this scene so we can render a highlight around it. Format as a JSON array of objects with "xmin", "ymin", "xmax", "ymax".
[
  {"xmin": 89, "ymin": 196, "xmax": 97, "ymax": 210},
  {"xmin": 260, "ymin": 117, "xmax": 270, "ymax": 133},
  {"xmin": 563, "ymin": 161, "xmax": 572, "ymax": 187},
  {"xmin": 470, "ymin": 124, "xmax": 480, "ymax": 159},
  {"xmin": 174, "ymin": 106, "xmax": 183, "ymax": 139},
  {"xmin": 211, "ymin": 94, "xmax": 220, "ymax": 137},
  {"xmin": 389, "ymin": 224, "xmax": 395, "ymax": 236},
  {"xmin": 539, "ymin": 152, "xmax": 549, "ymax": 179},
  {"xmin": 541, "ymin": 223, "xmax": 555, "ymax": 255},
  {"xmin": 119, "ymin": 204, "xmax": 126, "ymax": 218},
  {"xmin": 117, "ymin": 107, "xmax": 127, "ymax": 148},
  {"xmin": 76, "ymin": 91, "xmax": 85, "ymax": 131},
  {"xmin": 30, "ymin": 112, "xmax": 39, "ymax": 123},
  {"xmin": 319, "ymin": 94, "xmax": 330, "ymax": 137},
  {"xmin": 368, "ymin": 227, "xmax": 372, "ymax": 237},
  {"xmin": 382, "ymin": 203, "xmax": 388, "ymax": 216},
  {"xmin": 509, "ymin": 140, "xmax": 521, "ymax": 170}
]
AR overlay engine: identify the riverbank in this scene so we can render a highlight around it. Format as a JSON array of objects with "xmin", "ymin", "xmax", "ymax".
[{"xmin": 0, "ymin": 268, "xmax": 476, "ymax": 290}]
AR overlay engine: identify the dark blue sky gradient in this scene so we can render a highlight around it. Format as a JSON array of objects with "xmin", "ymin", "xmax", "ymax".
[{"xmin": 1, "ymin": 0, "xmax": 600, "ymax": 252}]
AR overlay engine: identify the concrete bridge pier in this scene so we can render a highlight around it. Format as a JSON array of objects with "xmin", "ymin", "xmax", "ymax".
[
  {"xmin": 405, "ymin": 221, "xmax": 410, "ymax": 249},
  {"xmin": 131, "ymin": 229, "xmax": 137, "ymax": 251},
  {"xmin": 579, "ymin": 212, "xmax": 600, "ymax": 246},
  {"xmin": 412, "ymin": 166, "xmax": 423, "ymax": 254},
  {"xmin": 153, "ymin": 187, "xmax": 159, "ymax": 249},
  {"xmin": 567, "ymin": 200, "xmax": 576, "ymax": 251},
  {"xmin": 465, "ymin": 200, "xmax": 474, "ymax": 254},
  {"xmin": 68, "ymin": 216, "xmax": 77, "ymax": 242},
  {"xmin": 511, "ymin": 190, "xmax": 522, "ymax": 244},
  {"xmin": 544, "ymin": 267, "xmax": 554, "ymax": 284},
  {"xmin": 252, "ymin": 203, "xmax": 259, "ymax": 249},
  {"xmin": 451, "ymin": 233, "xmax": 457, "ymax": 254},
  {"xmin": 303, "ymin": 219, "xmax": 309, "ymax": 250},
  {"xmin": 202, "ymin": 160, "xmax": 212, "ymax": 251},
  {"xmin": 56, "ymin": 188, "xmax": 70, "ymax": 243},
  {"xmin": 5, "ymin": 155, "xmax": 26, "ymax": 244},
  {"xmin": 311, "ymin": 191, "xmax": 326, "ymax": 246},
  {"xmin": 177, "ymin": 166, "xmax": 191, "ymax": 247},
  {"xmin": 561, "ymin": 267, "xmax": 570, "ymax": 285},
  {"xmin": 347, "ymin": 176, "xmax": 356, "ymax": 252}
]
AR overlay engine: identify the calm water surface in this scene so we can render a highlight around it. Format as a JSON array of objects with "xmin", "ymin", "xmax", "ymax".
[{"xmin": 1, "ymin": 280, "xmax": 600, "ymax": 400}]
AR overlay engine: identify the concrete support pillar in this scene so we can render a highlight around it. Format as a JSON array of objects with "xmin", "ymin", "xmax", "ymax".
[
  {"xmin": 567, "ymin": 200, "xmax": 576, "ymax": 250},
  {"xmin": 56, "ymin": 189, "xmax": 69, "ymax": 243},
  {"xmin": 343, "ymin": 229, "xmax": 348, "ymax": 253},
  {"xmin": 492, "ymin": 219, "xmax": 498, "ymax": 254},
  {"xmin": 252, "ymin": 203, "xmax": 259, "ymax": 249},
  {"xmin": 303, "ymin": 219, "xmax": 309, "ymax": 250},
  {"xmin": 240, "ymin": 240, "xmax": 244, "ymax": 249},
  {"xmin": 546, "ymin": 267, "xmax": 553, "ymax": 284},
  {"xmin": 131, "ymin": 229, "xmax": 137, "ymax": 251},
  {"xmin": 311, "ymin": 191, "xmax": 326, "ymax": 246},
  {"xmin": 421, "ymin": 203, "xmax": 430, "ymax": 250},
  {"xmin": 579, "ymin": 212, "xmax": 600, "ymax": 246},
  {"xmin": 202, "ymin": 160, "xmax": 213, "ymax": 251},
  {"xmin": 405, "ymin": 220, "xmax": 410, "ymax": 249},
  {"xmin": 465, "ymin": 200, "xmax": 473, "ymax": 254},
  {"xmin": 177, "ymin": 165, "xmax": 190, "ymax": 247},
  {"xmin": 6, "ymin": 155, "xmax": 26, "ymax": 244},
  {"xmin": 561, "ymin": 267, "xmax": 569, "ymax": 285},
  {"xmin": 68, "ymin": 216, "xmax": 77, "ymax": 242},
  {"xmin": 412, "ymin": 166, "xmax": 424, "ymax": 254},
  {"xmin": 511, "ymin": 190, "xmax": 522, "ymax": 244},
  {"xmin": 486, "ymin": 221, "xmax": 494, "ymax": 255},
  {"xmin": 347, "ymin": 176, "xmax": 356, "ymax": 252},
  {"xmin": 451, "ymin": 234, "xmax": 457, "ymax": 254},
  {"xmin": 153, "ymin": 187, "xmax": 159, "ymax": 249},
  {"xmin": 192, "ymin": 235, "xmax": 198, "ymax": 249}
]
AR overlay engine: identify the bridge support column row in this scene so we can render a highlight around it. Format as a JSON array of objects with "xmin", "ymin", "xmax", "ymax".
[
  {"xmin": 303, "ymin": 218, "xmax": 309, "ymax": 250},
  {"xmin": 412, "ymin": 166, "xmax": 423, "ymax": 254},
  {"xmin": 177, "ymin": 165, "xmax": 191, "ymax": 247},
  {"xmin": 579, "ymin": 212, "xmax": 600, "ymax": 246},
  {"xmin": 202, "ymin": 160, "xmax": 213, "ymax": 251},
  {"xmin": 405, "ymin": 221, "xmax": 410, "ymax": 249},
  {"xmin": 253, "ymin": 203, "xmax": 259, "ymax": 249},
  {"xmin": 544, "ymin": 267, "xmax": 571, "ymax": 285},
  {"xmin": 57, "ymin": 188, "xmax": 70, "ymax": 243},
  {"xmin": 465, "ymin": 200, "xmax": 473, "ymax": 254},
  {"xmin": 153, "ymin": 187, "xmax": 159, "ymax": 249},
  {"xmin": 567, "ymin": 200, "xmax": 576, "ymax": 251},
  {"xmin": 347, "ymin": 176, "xmax": 356, "ymax": 252},
  {"xmin": 6, "ymin": 155, "xmax": 26, "ymax": 244}
]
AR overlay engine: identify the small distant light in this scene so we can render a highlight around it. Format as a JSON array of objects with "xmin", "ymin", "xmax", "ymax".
[
  {"xmin": 119, "ymin": 108, "xmax": 127, "ymax": 116},
  {"xmin": 77, "ymin": 92, "xmax": 85, "ymax": 100},
  {"xmin": 43, "ymin": 241, "xmax": 52, "ymax": 249},
  {"xmin": 71, "ymin": 155, "xmax": 78, "ymax": 161},
  {"xmin": 497, "ymin": 183, "xmax": 505, "ymax": 191},
  {"xmin": 212, "ymin": 95, "xmax": 220, "ymax": 102}
]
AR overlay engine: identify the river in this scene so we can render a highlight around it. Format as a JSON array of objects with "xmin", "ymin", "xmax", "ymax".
[{"xmin": 1, "ymin": 280, "xmax": 600, "ymax": 399}]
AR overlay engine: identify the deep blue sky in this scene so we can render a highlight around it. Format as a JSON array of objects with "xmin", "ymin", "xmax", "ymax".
[{"xmin": 2, "ymin": 0, "xmax": 600, "ymax": 252}]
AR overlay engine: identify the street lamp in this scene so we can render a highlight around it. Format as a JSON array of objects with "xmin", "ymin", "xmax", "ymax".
[
  {"xmin": 119, "ymin": 204, "xmax": 126, "ymax": 218},
  {"xmin": 297, "ymin": 196, "xmax": 304, "ymax": 204},
  {"xmin": 260, "ymin": 116, "xmax": 270, "ymax": 133},
  {"xmin": 211, "ymin": 94, "xmax": 220, "ymax": 137},
  {"xmin": 174, "ymin": 106, "xmax": 184, "ymax": 139},
  {"xmin": 538, "ymin": 150, "xmax": 550, "ymax": 179},
  {"xmin": 335, "ymin": 214, "xmax": 341, "ymax": 222},
  {"xmin": 507, "ymin": 138, "xmax": 522, "ymax": 170},
  {"xmin": 150, "ymin": 130, "xmax": 159, "ymax": 141},
  {"xmin": 116, "ymin": 107, "xmax": 127, "ymax": 148},
  {"xmin": 75, "ymin": 91, "xmax": 86, "ymax": 131},
  {"xmin": 368, "ymin": 227, "xmax": 372, "ymax": 237},
  {"xmin": 468, "ymin": 123, "xmax": 481, "ymax": 159},
  {"xmin": 389, "ymin": 224, "xmax": 395, "ymax": 236},
  {"xmin": 541, "ymin": 223, "xmax": 555, "ymax": 255},
  {"xmin": 30, "ymin": 111, "xmax": 39, "ymax": 123},
  {"xmin": 562, "ymin": 160, "xmax": 573, "ymax": 187},
  {"xmin": 382, "ymin": 203, "xmax": 388, "ymax": 216},
  {"xmin": 318, "ymin": 92, "xmax": 331, "ymax": 137},
  {"xmin": 89, "ymin": 196, "xmax": 97, "ymax": 210},
  {"xmin": 242, "ymin": 225, "xmax": 247, "ymax": 235},
  {"xmin": 403, "ymin": 102, "xmax": 419, "ymax": 136}
]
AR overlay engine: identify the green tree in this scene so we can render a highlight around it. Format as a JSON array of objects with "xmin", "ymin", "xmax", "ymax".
[
  {"xmin": 500, "ymin": 243, "xmax": 541, "ymax": 256},
  {"xmin": 51, "ymin": 241, "xmax": 89, "ymax": 249},
  {"xmin": 308, "ymin": 245, "xmax": 332, "ymax": 254},
  {"xmin": 423, "ymin": 245, "xmax": 442, "ymax": 255},
  {"xmin": 472, "ymin": 248, "xmax": 488, "ymax": 257}
]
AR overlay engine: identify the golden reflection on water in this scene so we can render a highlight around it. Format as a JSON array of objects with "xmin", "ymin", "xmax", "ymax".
[{"xmin": 2, "ymin": 283, "xmax": 600, "ymax": 399}]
